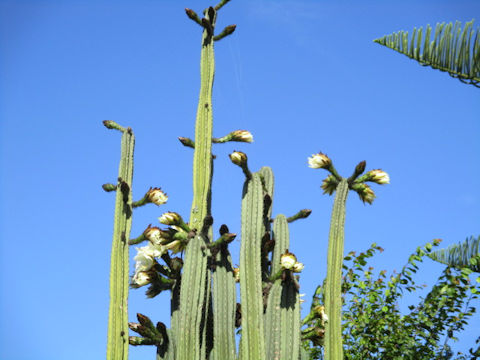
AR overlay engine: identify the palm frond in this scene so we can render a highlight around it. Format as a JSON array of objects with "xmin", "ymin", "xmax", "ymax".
[
  {"xmin": 374, "ymin": 20, "xmax": 480, "ymax": 87},
  {"xmin": 428, "ymin": 235, "xmax": 480, "ymax": 272}
]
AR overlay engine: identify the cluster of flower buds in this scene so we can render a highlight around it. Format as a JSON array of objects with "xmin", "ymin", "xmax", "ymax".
[
  {"xmin": 280, "ymin": 250, "xmax": 304, "ymax": 273},
  {"xmin": 308, "ymin": 151, "xmax": 389, "ymax": 204}
]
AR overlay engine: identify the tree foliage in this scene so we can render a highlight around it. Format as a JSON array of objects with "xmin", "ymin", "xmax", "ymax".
[
  {"xmin": 429, "ymin": 235, "xmax": 480, "ymax": 273},
  {"xmin": 375, "ymin": 20, "xmax": 480, "ymax": 87},
  {"xmin": 302, "ymin": 240, "xmax": 480, "ymax": 359}
]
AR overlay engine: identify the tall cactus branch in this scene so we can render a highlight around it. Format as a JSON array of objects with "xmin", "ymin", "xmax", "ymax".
[
  {"xmin": 177, "ymin": 5, "xmax": 219, "ymax": 360},
  {"xmin": 324, "ymin": 179, "xmax": 348, "ymax": 360},
  {"xmin": 104, "ymin": 121, "xmax": 135, "ymax": 360}
]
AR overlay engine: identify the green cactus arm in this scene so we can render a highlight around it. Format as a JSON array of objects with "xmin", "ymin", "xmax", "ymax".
[
  {"xmin": 105, "ymin": 122, "xmax": 135, "ymax": 360},
  {"xmin": 265, "ymin": 215, "xmax": 300, "ymax": 360},
  {"xmin": 271, "ymin": 215, "xmax": 289, "ymax": 276},
  {"xmin": 211, "ymin": 247, "xmax": 237, "ymax": 360},
  {"xmin": 324, "ymin": 178, "xmax": 349, "ymax": 360},
  {"xmin": 239, "ymin": 173, "xmax": 266, "ymax": 360},
  {"xmin": 176, "ymin": 6, "xmax": 217, "ymax": 360}
]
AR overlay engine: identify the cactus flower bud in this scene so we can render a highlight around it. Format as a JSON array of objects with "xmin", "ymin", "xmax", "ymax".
[
  {"xmin": 165, "ymin": 240, "xmax": 185, "ymax": 254},
  {"xmin": 146, "ymin": 187, "xmax": 168, "ymax": 206},
  {"xmin": 321, "ymin": 175, "xmax": 338, "ymax": 195},
  {"xmin": 308, "ymin": 152, "xmax": 331, "ymax": 169},
  {"xmin": 355, "ymin": 184, "xmax": 376, "ymax": 204},
  {"xmin": 292, "ymin": 262, "xmax": 304, "ymax": 273},
  {"xmin": 229, "ymin": 151, "xmax": 247, "ymax": 166},
  {"xmin": 143, "ymin": 225, "xmax": 164, "ymax": 245},
  {"xmin": 367, "ymin": 169, "xmax": 390, "ymax": 185},
  {"xmin": 231, "ymin": 130, "xmax": 253, "ymax": 143},
  {"xmin": 280, "ymin": 251, "xmax": 297, "ymax": 270},
  {"xmin": 132, "ymin": 271, "xmax": 152, "ymax": 287},
  {"xmin": 233, "ymin": 267, "xmax": 240, "ymax": 282},
  {"xmin": 159, "ymin": 212, "xmax": 182, "ymax": 225}
]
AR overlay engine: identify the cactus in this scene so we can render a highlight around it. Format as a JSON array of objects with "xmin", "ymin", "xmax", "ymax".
[
  {"xmin": 265, "ymin": 214, "xmax": 301, "ymax": 360},
  {"xmin": 104, "ymin": 121, "xmax": 135, "ymax": 360},
  {"xmin": 307, "ymin": 153, "xmax": 389, "ymax": 360},
  {"xmin": 100, "ymin": 3, "xmax": 338, "ymax": 360}
]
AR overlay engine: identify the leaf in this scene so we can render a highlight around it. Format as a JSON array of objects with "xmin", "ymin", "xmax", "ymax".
[
  {"xmin": 428, "ymin": 235, "xmax": 480, "ymax": 272},
  {"xmin": 374, "ymin": 20, "xmax": 480, "ymax": 87}
]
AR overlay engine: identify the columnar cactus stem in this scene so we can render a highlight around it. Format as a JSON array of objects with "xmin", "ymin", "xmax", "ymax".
[
  {"xmin": 265, "ymin": 214, "xmax": 301, "ymax": 360},
  {"xmin": 324, "ymin": 178, "xmax": 349, "ymax": 360},
  {"xmin": 211, "ymin": 246, "xmax": 237, "ymax": 360},
  {"xmin": 104, "ymin": 121, "xmax": 135, "ymax": 360},
  {"xmin": 239, "ymin": 172, "xmax": 266, "ymax": 360},
  {"xmin": 177, "ymin": 5, "xmax": 218, "ymax": 360}
]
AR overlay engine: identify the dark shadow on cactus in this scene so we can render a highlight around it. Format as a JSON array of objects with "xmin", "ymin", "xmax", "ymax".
[{"xmin": 280, "ymin": 278, "xmax": 298, "ymax": 310}]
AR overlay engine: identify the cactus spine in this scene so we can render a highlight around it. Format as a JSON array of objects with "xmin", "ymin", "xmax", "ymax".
[
  {"xmin": 104, "ymin": 121, "xmax": 135, "ymax": 360},
  {"xmin": 324, "ymin": 178, "xmax": 348, "ymax": 360}
]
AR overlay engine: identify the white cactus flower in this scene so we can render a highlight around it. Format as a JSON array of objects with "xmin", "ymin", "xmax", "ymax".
[
  {"xmin": 231, "ymin": 130, "xmax": 253, "ymax": 143},
  {"xmin": 293, "ymin": 262, "xmax": 305, "ymax": 273},
  {"xmin": 368, "ymin": 169, "xmax": 390, "ymax": 185},
  {"xmin": 308, "ymin": 152, "xmax": 331, "ymax": 169},
  {"xmin": 280, "ymin": 251, "xmax": 297, "ymax": 270}
]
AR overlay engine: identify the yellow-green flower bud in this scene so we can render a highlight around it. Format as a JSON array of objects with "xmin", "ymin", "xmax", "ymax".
[
  {"xmin": 147, "ymin": 187, "xmax": 168, "ymax": 206},
  {"xmin": 308, "ymin": 152, "xmax": 331, "ymax": 169},
  {"xmin": 165, "ymin": 240, "xmax": 185, "ymax": 254},
  {"xmin": 321, "ymin": 175, "xmax": 338, "ymax": 195}
]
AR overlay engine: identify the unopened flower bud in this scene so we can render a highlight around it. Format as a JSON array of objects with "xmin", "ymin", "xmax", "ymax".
[
  {"xmin": 147, "ymin": 187, "xmax": 168, "ymax": 206},
  {"xmin": 308, "ymin": 152, "xmax": 331, "ymax": 169},
  {"xmin": 280, "ymin": 250, "xmax": 297, "ymax": 270},
  {"xmin": 102, "ymin": 183, "xmax": 117, "ymax": 192},
  {"xmin": 367, "ymin": 169, "xmax": 390, "ymax": 185},
  {"xmin": 229, "ymin": 151, "xmax": 247, "ymax": 166},
  {"xmin": 165, "ymin": 240, "xmax": 185, "ymax": 254},
  {"xmin": 355, "ymin": 184, "xmax": 376, "ymax": 204},
  {"xmin": 321, "ymin": 175, "xmax": 338, "ymax": 195},
  {"xmin": 233, "ymin": 267, "xmax": 240, "ymax": 282},
  {"xmin": 231, "ymin": 130, "xmax": 253, "ymax": 143},
  {"xmin": 143, "ymin": 225, "xmax": 166, "ymax": 246},
  {"xmin": 132, "ymin": 271, "xmax": 152, "ymax": 287},
  {"xmin": 159, "ymin": 212, "xmax": 182, "ymax": 225},
  {"xmin": 293, "ymin": 262, "xmax": 304, "ymax": 273}
]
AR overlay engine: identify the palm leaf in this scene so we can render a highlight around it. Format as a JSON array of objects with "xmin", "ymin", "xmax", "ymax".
[
  {"xmin": 374, "ymin": 20, "xmax": 480, "ymax": 87},
  {"xmin": 428, "ymin": 235, "xmax": 480, "ymax": 272}
]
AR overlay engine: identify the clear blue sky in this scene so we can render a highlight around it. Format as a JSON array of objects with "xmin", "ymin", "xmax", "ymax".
[{"xmin": 1, "ymin": 1, "xmax": 479, "ymax": 359}]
